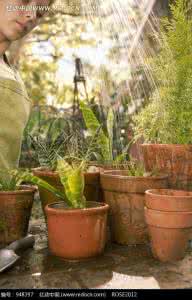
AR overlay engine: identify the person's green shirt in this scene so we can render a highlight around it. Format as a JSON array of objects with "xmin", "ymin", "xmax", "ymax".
[{"xmin": 0, "ymin": 55, "xmax": 31, "ymax": 174}]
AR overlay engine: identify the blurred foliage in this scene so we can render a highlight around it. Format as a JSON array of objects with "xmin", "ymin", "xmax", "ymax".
[
  {"xmin": 16, "ymin": 0, "xmax": 165, "ymax": 167},
  {"xmin": 134, "ymin": 0, "xmax": 192, "ymax": 144}
]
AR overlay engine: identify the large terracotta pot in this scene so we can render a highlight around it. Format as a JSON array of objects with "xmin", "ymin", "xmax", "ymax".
[
  {"xmin": 145, "ymin": 207, "xmax": 192, "ymax": 262},
  {"xmin": 0, "ymin": 186, "xmax": 35, "ymax": 247},
  {"xmin": 100, "ymin": 170, "xmax": 168, "ymax": 245},
  {"xmin": 141, "ymin": 144, "xmax": 192, "ymax": 190},
  {"xmin": 145, "ymin": 189, "xmax": 192, "ymax": 261},
  {"xmin": 45, "ymin": 201, "xmax": 109, "ymax": 260}
]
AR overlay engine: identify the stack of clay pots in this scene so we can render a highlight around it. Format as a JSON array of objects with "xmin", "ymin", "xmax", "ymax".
[{"xmin": 145, "ymin": 189, "xmax": 192, "ymax": 262}]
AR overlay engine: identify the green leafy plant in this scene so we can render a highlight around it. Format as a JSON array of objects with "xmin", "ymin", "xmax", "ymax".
[
  {"xmin": 0, "ymin": 169, "xmax": 25, "ymax": 191},
  {"xmin": 52, "ymin": 130, "xmax": 101, "ymax": 208},
  {"xmin": 30, "ymin": 132, "xmax": 68, "ymax": 171},
  {"xmin": 134, "ymin": 0, "xmax": 192, "ymax": 144},
  {"xmin": 126, "ymin": 160, "xmax": 160, "ymax": 177},
  {"xmin": 23, "ymin": 131, "xmax": 99, "ymax": 209},
  {"xmin": 56, "ymin": 159, "xmax": 86, "ymax": 208},
  {"xmin": 0, "ymin": 169, "xmax": 67, "ymax": 203},
  {"xmin": 80, "ymin": 101, "xmax": 131, "ymax": 164}
]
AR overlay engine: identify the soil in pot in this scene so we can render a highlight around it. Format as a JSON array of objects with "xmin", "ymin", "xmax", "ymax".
[
  {"xmin": 145, "ymin": 207, "xmax": 192, "ymax": 262},
  {"xmin": 0, "ymin": 185, "xmax": 35, "ymax": 247},
  {"xmin": 100, "ymin": 170, "xmax": 168, "ymax": 245},
  {"xmin": 45, "ymin": 201, "xmax": 109, "ymax": 260},
  {"xmin": 141, "ymin": 144, "xmax": 192, "ymax": 190}
]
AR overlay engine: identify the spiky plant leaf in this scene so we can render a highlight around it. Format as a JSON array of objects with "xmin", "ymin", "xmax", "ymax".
[
  {"xmin": 57, "ymin": 159, "xmax": 86, "ymax": 208},
  {"xmin": 80, "ymin": 101, "xmax": 111, "ymax": 161},
  {"xmin": 106, "ymin": 108, "xmax": 114, "ymax": 161},
  {"xmin": 21, "ymin": 171, "xmax": 70, "ymax": 205},
  {"xmin": 0, "ymin": 169, "xmax": 24, "ymax": 191},
  {"xmin": 30, "ymin": 132, "xmax": 67, "ymax": 170}
]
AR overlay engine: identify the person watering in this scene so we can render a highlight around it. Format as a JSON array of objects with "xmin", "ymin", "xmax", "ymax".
[{"xmin": 0, "ymin": 0, "xmax": 54, "ymax": 172}]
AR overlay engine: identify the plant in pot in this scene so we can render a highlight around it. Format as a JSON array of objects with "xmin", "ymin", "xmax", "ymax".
[
  {"xmin": 80, "ymin": 101, "xmax": 131, "ymax": 171},
  {"xmin": 133, "ymin": 0, "xmax": 192, "ymax": 190},
  {"xmin": 145, "ymin": 189, "xmax": 192, "ymax": 262},
  {"xmin": 22, "ymin": 145, "xmax": 109, "ymax": 260},
  {"xmin": 31, "ymin": 115, "xmax": 103, "ymax": 213},
  {"xmin": 100, "ymin": 160, "xmax": 168, "ymax": 245},
  {"xmin": 80, "ymin": 101, "xmax": 133, "ymax": 203},
  {"xmin": 0, "ymin": 169, "xmax": 36, "ymax": 246}
]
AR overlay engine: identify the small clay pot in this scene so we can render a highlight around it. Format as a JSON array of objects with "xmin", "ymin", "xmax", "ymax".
[
  {"xmin": 100, "ymin": 170, "xmax": 168, "ymax": 245},
  {"xmin": 0, "ymin": 185, "xmax": 35, "ymax": 247},
  {"xmin": 45, "ymin": 201, "xmax": 109, "ymax": 260},
  {"xmin": 145, "ymin": 207, "xmax": 192, "ymax": 262}
]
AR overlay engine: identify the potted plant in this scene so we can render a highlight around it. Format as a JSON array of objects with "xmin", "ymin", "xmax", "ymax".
[
  {"xmin": 100, "ymin": 160, "xmax": 168, "ymax": 245},
  {"xmin": 45, "ymin": 157, "xmax": 109, "ymax": 260},
  {"xmin": 0, "ymin": 169, "xmax": 36, "ymax": 246},
  {"xmin": 20, "ymin": 135, "xmax": 109, "ymax": 260},
  {"xmin": 31, "ymin": 118, "xmax": 104, "ymax": 215},
  {"xmin": 23, "ymin": 154, "xmax": 109, "ymax": 260},
  {"xmin": 133, "ymin": 0, "xmax": 192, "ymax": 190},
  {"xmin": 80, "ymin": 101, "xmax": 131, "ymax": 171},
  {"xmin": 145, "ymin": 189, "xmax": 192, "ymax": 262},
  {"xmin": 80, "ymin": 101, "xmax": 132, "ymax": 203}
]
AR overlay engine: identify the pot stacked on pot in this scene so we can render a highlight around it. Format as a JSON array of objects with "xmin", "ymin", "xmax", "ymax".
[{"xmin": 145, "ymin": 189, "xmax": 192, "ymax": 262}]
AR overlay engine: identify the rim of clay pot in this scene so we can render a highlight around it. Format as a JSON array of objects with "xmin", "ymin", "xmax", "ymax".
[
  {"xmin": 84, "ymin": 171, "xmax": 100, "ymax": 176},
  {"xmin": 32, "ymin": 167, "xmax": 59, "ymax": 177},
  {"xmin": 101, "ymin": 170, "xmax": 168, "ymax": 181},
  {"xmin": 141, "ymin": 143, "xmax": 192, "ymax": 147},
  {"xmin": 0, "ymin": 185, "xmax": 37, "ymax": 195},
  {"xmin": 144, "ymin": 207, "xmax": 192, "ymax": 228},
  {"xmin": 45, "ymin": 201, "xmax": 109, "ymax": 215},
  {"xmin": 33, "ymin": 167, "xmax": 100, "ymax": 177},
  {"xmin": 146, "ymin": 189, "xmax": 192, "ymax": 199},
  {"xmin": 88, "ymin": 161, "xmax": 127, "ymax": 167}
]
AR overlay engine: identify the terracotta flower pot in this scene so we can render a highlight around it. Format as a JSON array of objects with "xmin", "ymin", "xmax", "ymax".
[
  {"xmin": 0, "ymin": 185, "xmax": 35, "ymax": 247},
  {"xmin": 141, "ymin": 144, "xmax": 192, "ymax": 190},
  {"xmin": 45, "ymin": 201, "xmax": 109, "ymax": 260},
  {"xmin": 100, "ymin": 170, "xmax": 168, "ymax": 245},
  {"xmin": 145, "ymin": 188, "xmax": 192, "ymax": 245},
  {"xmin": 145, "ymin": 207, "xmax": 192, "ymax": 262}
]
